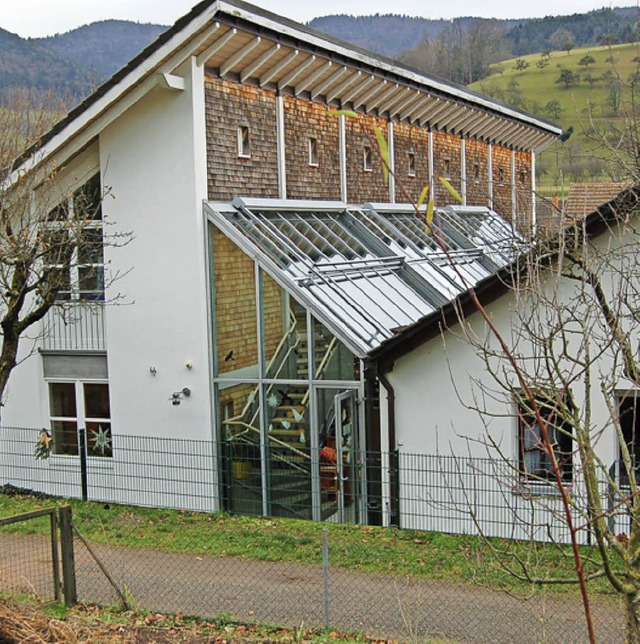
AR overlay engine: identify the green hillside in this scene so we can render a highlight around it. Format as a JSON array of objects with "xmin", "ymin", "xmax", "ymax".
[{"xmin": 470, "ymin": 42, "xmax": 640, "ymax": 194}]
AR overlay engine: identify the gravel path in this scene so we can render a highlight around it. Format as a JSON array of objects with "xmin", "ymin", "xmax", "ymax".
[{"xmin": 0, "ymin": 532, "xmax": 624, "ymax": 642}]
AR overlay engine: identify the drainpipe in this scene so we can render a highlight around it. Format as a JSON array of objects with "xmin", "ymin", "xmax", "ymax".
[
  {"xmin": 378, "ymin": 369, "xmax": 398, "ymax": 527},
  {"xmin": 378, "ymin": 371, "xmax": 396, "ymax": 451}
]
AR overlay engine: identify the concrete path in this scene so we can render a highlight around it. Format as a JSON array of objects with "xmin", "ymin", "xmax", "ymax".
[{"xmin": 0, "ymin": 532, "xmax": 624, "ymax": 642}]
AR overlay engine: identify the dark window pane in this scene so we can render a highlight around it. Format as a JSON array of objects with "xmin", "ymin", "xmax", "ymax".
[
  {"xmin": 78, "ymin": 266, "xmax": 104, "ymax": 300},
  {"xmin": 51, "ymin": 420, "xmax": 78, "ymax": 455},
  {"xmin": 78, "ymin": 228, "xmax": 104, "ymax": 265},
  {"xmin": 42, "ymin": 229, "xmax": 70, "ymax": 265},
  {"xmin": 84, "ymin": 383, "xmax": 110, "ymax": 418},
  {"xmin": 73, "ymin": 174, "xmax": 102, "ymax": 221},
  {"xmin": 50, "ymin": 383, "xmax": 76, "ymax": 417},
  {"xmin": 47, "ymin": 202, "xmax": 69, "ymax": 222}
]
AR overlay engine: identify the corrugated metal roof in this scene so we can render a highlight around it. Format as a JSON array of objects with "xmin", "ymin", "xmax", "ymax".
[{"xmin": 205, "ymin": 199, "xmax": 526, "ymax": 357}]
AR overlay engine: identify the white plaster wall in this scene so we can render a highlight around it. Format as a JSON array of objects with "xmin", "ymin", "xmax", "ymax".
[
  {"xmin": 100, "ymin": 57, "xmax": 212, "ymax": 441},
  {"xmin": 389, "ymin": 287, "xmax": 623, "ymax": 468}
]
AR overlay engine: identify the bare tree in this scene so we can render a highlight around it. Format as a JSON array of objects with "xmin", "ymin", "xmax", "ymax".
[
  {"xmin": 583, "ymin": 58, "xmax": 640, "ymax": 183},
  {"xmin": 0, "ymin": 89, "xmax": 125, "ymax": 403},
  {"xmin": 448, "ymin": 189, "xmax": 640, "ymax": 642}
]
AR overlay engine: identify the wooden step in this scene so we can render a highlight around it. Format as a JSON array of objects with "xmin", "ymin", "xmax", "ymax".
[{"xmin": 270, "ymin": 417, "xmax": 305, "ymax": 426}]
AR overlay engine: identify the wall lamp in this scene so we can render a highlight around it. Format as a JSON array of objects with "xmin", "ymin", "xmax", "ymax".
[{"xmin": 171, "ymin": 387, "xmax": 191, "ymax": 406}]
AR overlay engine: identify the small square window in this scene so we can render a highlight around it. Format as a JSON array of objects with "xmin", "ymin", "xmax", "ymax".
[
  {"xmin": 237, "ymin": 126, "xmax": 251, "ymax": 158},
  {"xmin": 363, "ymin": 143, "xmax": 372, "ymax": 172},
  {"xmin": 407, "ymin": 152, "xmax": 416, "ymax": 177},
  {"xmin": 443, "ymin": 158, "xmax": 451, "ymax": 179},
  {"xmin": 308, "ymin": 137, "xmax": 319, "ymax": 167}
]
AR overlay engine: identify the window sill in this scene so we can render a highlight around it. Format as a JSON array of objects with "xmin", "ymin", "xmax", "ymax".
[
  {"xmin": 46, "ymin": 454, "xmax": 114, "ymax": 470},
  {"xmin": 512, "ymin": 481, "xmax": 567, "ymax": 498}
]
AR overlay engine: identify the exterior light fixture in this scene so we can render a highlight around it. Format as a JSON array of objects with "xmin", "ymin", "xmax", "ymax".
[{"xmin": 170, "ymin": 387, "xmax": 192, "ymax": 406}]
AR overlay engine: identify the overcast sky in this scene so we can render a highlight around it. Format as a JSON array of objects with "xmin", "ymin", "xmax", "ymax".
[{"xmin": 1, "ymin": 0, "xmax": 627, "ymax": 38}]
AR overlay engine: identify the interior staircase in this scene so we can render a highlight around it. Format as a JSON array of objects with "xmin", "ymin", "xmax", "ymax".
[{"xmin": 222, "ymin": 304, "xmax": 338, "ymax": 520}]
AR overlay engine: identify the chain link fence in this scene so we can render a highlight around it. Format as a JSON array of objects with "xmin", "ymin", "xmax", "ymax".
[
  {"xmin": 66, "ymin": 525, "xmax": 624, "ymax": 642},
  {"xmin": 0, "ymin": 426, "xmax": 631, "ymax": 641},
  {"xmin": 0, "ymin": 506, "xmax": 625, "ymax": 642}
]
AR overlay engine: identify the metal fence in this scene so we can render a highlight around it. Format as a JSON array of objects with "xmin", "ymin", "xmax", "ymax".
[
  {"xmin": 0, "ymin": 505, "xmax": 625, "ymax": 643},
  {"xmin": 0, "ymin": 507, "xmax": 76, "ymax": 604},
  {"xmin": 0, "ymin": 426, "xmax": 629, "ymax": 545}
]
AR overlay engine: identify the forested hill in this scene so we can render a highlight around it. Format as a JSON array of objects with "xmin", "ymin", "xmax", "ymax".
[
  {"xmin": 34, "ymin": 21, "xmax": 167, "ymax": 80},
  {"xmin": 0, "ymin": 6, "xmax": 638, "ymax": 98},
  {"xmin": 0, "ymin": 21, "xmax": 165, "ymax": 96},
  {"xmin": 310, "ymin": 6, "xmax": 639, "ymax": 59},
  {"xmin": 307, "ymin": 15, "xmax": 523, "ymax": 57},
  {"xmin": 507, "ymin": 6, "xmax": 639, "ymax": 55},
  {"xmin": 0, "ymin": 26, "xmax": 92, "ymax": 95}
]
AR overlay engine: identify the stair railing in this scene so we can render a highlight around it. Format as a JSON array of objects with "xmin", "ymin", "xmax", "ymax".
[{"xmin": 223, "ymin": 311, "xmax": 300, "ymax": 439}]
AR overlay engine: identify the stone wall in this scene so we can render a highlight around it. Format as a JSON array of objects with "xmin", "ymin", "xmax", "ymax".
[
  {"xmin": 345, "ymin": 114, "xmax": 389, "ymax": 203},
  {"xmin": 203, "ymin": 74, "xmax": 535, "ymax": 232},
  {"xmin": 491, "ymin": 145, "xmax": 513, "ymax": 223},
  {"xmin": 514, "ymin": 150, "xmax": 533, "ymax": 234}
]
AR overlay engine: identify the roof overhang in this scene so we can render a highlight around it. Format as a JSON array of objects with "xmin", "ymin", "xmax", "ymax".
[
  {"xmin": 9, "ymin": 0, "xmax": 561, "ymax": 186},
  {"xmin": 369, "ymin": 184, "xmax": 640, "ymax": 372}
]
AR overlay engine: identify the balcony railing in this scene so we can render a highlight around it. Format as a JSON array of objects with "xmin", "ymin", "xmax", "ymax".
[{"xmin": 41, "ymin": 303, "xmax": 106, "ymax": 352}]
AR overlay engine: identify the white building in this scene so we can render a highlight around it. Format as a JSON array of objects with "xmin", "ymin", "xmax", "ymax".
[{"xmin": 9, "ymin": 1, "xmax": 623, "ymax": 540}]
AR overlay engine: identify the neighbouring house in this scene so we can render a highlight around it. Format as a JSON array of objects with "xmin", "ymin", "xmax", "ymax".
[
  {"xmin": 1, "ymin": 0, "xmax": 580, "ymax": 532},
  {"xmin": 536, "ymin": 182, "xmax": 630, "ymax": 236}
]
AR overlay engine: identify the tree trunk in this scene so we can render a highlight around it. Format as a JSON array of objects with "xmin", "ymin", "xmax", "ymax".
[
  {"xmin": 0, "ymin": 332, "xmax": 19, "ymax": 413},
  {"xmin": 626, "ymin": 593, "xmax": 640, "ymax": 643}
]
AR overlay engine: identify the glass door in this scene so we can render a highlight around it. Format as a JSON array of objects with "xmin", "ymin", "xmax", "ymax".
[{"xmin": 316, "ymin": 388, "xmax": 364, "ymax": 523}]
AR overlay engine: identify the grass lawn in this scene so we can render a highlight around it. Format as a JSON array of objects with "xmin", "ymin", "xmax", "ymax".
[
  {"xmin": 0, "ymin": 488, "xmax": 620, "ymax": 597},
  {"xmin": 470, "ymin": 42, "xmax": 640, "ymax": 190}
]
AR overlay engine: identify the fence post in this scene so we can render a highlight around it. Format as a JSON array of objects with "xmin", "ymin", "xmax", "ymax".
[
  {"xmin": 58, "ymin": 505, "xmax": 77, "ymax": 606},
  {"xmin": 78, "ymin": 428, "xmax": 88, "ymax": 501},
  {"xmin": 49, "ymin": 511, "xmax": 62, "ymax": 602},
  {"xmin": 392, "ymin": 449, "xmax": 400, "ymax": 528},
  {"xmin": 322, "ymin": 528, "xmax": 330, "ymax": 629}
]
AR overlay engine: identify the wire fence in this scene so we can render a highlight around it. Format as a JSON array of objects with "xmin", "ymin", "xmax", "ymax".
[
  {"xmin": 1, "ymin": 425, "xmax": 631, "ymax": 545},
  {"xmin": 0, "ymin": 507, "xmax": 626, "ymax": 643},
  {"xmin": 0, "ymin": 509, "xmax": 61, "ymax": 602},
  {"xmin": 0, "ymin": 426, "xmax": 633, "ymax": 641}
]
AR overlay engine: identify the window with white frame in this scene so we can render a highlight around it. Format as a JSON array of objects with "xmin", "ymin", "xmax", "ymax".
[
  {"xmin": 49, "ymin": 381, "xmax": 112, "ymax": 457},
  {"xmin": 308, "ymin": 136, "xmax": 319, "ymax": 167},
  {"xmin": 517, "ymin": 394, "xmax": 572, "ymax": 483},
  {"xmin": 363, "ymin": 143, "xmax": 372, "ymax": 172},
  {"xmin": 237, "ymin": 125, "xmax": 251, "ymax": 158},
  {"xmin": 46, "ymin": 174, "xmax": 104, "ymax": 302},
  {"xmin": 407, "ymin": 152, "xmax": 416, "ymax": 177}
]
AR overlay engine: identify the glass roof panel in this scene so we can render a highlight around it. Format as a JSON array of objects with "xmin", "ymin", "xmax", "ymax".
[{"xmin": 207, "ymin": 200, "xmax": 526, "ymax": 356}]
